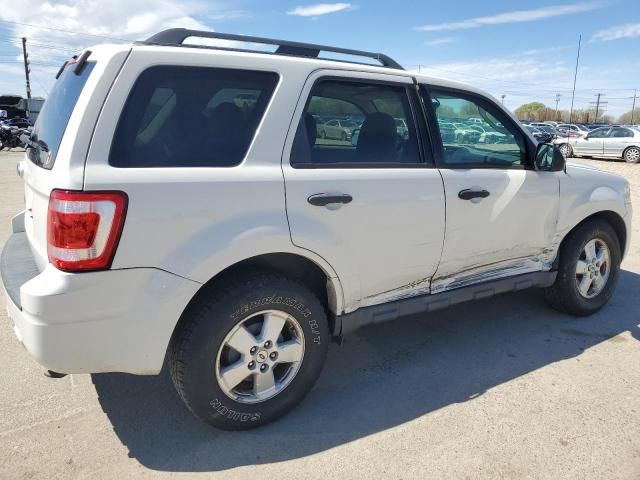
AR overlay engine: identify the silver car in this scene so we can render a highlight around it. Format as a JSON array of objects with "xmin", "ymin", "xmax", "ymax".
[
  {"xmin": 317, "ymin": 119, "xmax": 359, "ymax": 141},
  {"xmin": 556, "ymin": 126, "xmax": 640, "ymax": 163}
]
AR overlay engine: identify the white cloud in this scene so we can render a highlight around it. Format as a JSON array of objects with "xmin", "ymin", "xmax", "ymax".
[
  {"xmin": 592, "ymin": 22, "xmax": 640, "ymax": 41},
  {"xmin": 415, "ymin": 2, "xmax": 602, "ymax": 32},
  {"xmin": 0, "ymin": 0, "xmax": 237, "ymax": 97},
  {"xmin": 425, "ymin": 37, "xmax": 457, "ymax": 46},
  {"xmin": 287, "ymin": 3, "xmax": 353, "ymax": 17},
  {"xmin": 407, "ymin": 55, "xmax": 639, "ymax": 118}
]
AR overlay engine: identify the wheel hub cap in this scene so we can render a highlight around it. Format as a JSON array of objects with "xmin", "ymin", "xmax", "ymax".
[
  {"xmin": 575, "ymin": 238, "xmax": 611, "ymax": 299},
  {"xmin": 256, "ymin": 350, "xmax": 268, "ymax": 363},
  {"xmin": 215, "ymin": 310, "xmax": 305, "ymax": 404}
]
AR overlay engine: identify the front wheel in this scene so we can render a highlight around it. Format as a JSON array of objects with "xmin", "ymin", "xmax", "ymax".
[
  {"xmin": 624, "ymin": 146, "xmax": 640, "ymax": 163},
  {"xmin": 558, "ymin": 143, "xmax": 572, "ymax": 158},
  {"xmin": 169, "ymin": 271, "xmax": 329, "ymax": 430},
  {"xmin": 545, "ymin": 220, "xmax": 621, "ymax": 316}
]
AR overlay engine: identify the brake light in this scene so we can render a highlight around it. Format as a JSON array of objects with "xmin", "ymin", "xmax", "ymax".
[{"xmin": 47, "ymin": 190, "xmax": 128, "ymax": 272}]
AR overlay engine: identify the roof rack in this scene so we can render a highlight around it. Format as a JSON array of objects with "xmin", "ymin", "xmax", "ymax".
[{"xmin": 142, "ymin": 28, "xmax": 404, "ymax": 70}]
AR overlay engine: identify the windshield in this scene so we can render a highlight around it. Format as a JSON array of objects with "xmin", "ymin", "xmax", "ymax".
[{"xmin": 28, "ymin": 61, "xmax": 95, "ymax": 169}]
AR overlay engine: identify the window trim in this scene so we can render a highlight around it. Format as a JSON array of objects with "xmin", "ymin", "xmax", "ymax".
[
  {"xmin": 420, "ymin": 84, "xmax": 536, "ymax": 170},
  {"xmin": 107, "ymin": 65, "xmax": 280, "ymax": 169},
  {"xmin": 290, "ymin": 75, "xmax": 433, "ymax": 169}
]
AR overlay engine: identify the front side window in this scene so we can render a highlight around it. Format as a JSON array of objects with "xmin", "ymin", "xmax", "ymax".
[
  {"xmin": 588, "ymin": 128, "xmax": 610, "ymax": 138},
  {"xmin": 290, "ymin": 79, "xmax": 421, "ymax": 167},
  {"xmin": 429, "ymin": 89, "xmax": 525, "ymax": 167},
  {"xmin": 110, "ymin": 66, "xmax": 279, "ymax": 167}
]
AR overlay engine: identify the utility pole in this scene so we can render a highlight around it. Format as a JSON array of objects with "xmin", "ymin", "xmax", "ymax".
[
  {"xmin": 21, "ymin": 37, "xmax": 31, "ymax": 100},
  {"xmin": 632, "ymin": 89, "xmax": 637, "ymax": 125},
  {"xmin": 501, "ymin": 94, "xmax": 506, "ymax": 105},
  {"xmin": 594, "ymin": 93, "xmax": 603, "ymax": 119},
  {"xmin": 554, "ymin": 94, "xmax": 561, "ymax": 121}
]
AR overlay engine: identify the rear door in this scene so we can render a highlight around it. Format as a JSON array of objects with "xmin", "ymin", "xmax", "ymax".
[
  {"xmin": 282, "ymin": 70, "xmax": 445, "ymax": 311},
  {"xmin": 604, "ymin": 127, "xmax": 634, "ymax": 157}
]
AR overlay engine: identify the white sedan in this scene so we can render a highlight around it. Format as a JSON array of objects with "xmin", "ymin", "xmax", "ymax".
[{"xmin": 556, "ymin": 126, "xmax": 640, "ymax": 163}]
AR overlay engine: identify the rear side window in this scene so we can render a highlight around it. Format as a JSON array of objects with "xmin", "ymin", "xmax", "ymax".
[
  {"xmin": 290, "ymin": 79, "xmax": 421, "ymax": 167},
  {"xmin": 109, "ymin": 66, "xmax": 279, "ymax": 168},
  {"xmin": 28, "ymin": 62, "xmax": 95, "ymax": 169}
]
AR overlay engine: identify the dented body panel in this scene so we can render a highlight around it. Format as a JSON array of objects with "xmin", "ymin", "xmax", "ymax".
[{"xmin": 431, "ymin": 168, "xmax": 560, "ymax": 293}]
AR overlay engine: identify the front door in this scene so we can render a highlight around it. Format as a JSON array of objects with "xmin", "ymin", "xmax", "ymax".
[
  {"xmin": 282, "ymin": 71, "xmax": 446, "ymax": 312},
  {"xmin": 574, "ymin": 127, "xmax": 608, "ymax": 156},
  {"xmin": 425, "ymin": 86, "xmax": 560, "ymax": 292}
]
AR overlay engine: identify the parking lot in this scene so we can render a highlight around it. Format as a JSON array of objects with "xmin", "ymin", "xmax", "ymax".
[{"xmin": 1, "ymin": 149, "xmax": 639, "ymax": 479}]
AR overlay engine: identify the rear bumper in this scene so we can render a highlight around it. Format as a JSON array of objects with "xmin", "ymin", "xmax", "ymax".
[{"xmin": 1, "ymin": 232, "xmax": 201, "ymax": 375}]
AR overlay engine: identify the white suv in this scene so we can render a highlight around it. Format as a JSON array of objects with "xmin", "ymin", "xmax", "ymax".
[{"xmin": 0, "ymin": 29, "xmax": 632, "ymax": 430}]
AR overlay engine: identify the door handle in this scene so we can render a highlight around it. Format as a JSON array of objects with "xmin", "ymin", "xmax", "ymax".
[
  {"xmin": 307, "ymin": 193, "xmax": 353, "ymax": 206},
  {"xmin": 458, "ymin": 189, "xmax": 490, "ymax": 200}
]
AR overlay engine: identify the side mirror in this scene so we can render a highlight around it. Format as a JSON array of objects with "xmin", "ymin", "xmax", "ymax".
[{"xmin": 535, "ymin": 142, "xmax": 565, "ymax": 172}]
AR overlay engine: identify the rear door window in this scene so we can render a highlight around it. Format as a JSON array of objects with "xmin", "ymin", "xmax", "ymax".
[
  {"xmin": 28, "ymin": 62, "xmax": 95, "ymax": 169},
  {"xmin": 109, "ymin": 66, "xmax": 279, "ymax": 168},
  {"xmin": 290, "ymin": 79, "xmax": 422, "ymax": 167}
]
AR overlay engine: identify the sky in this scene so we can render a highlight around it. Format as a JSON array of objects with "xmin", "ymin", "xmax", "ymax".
[{"xmin": 0, "ymin": 0, "xmax": 638, "ymax": 119}]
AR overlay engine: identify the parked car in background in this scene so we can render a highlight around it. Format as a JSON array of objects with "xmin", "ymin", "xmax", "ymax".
[
  {"xmin": 438, "ymin": 121, "xmax": 456, "ymax": 143},
  {"xmin": 558, "ymin": 123, "xmax": 590, "ymax": 136},
  {"xmin": 452, "ymin": 122, "xmax": 481, "ymax": 143},
  {"xmin": 534, "ymin": 124, "xmax": 562, "ymax": 138},
  {"xmin": 317, "ymin": 118, "xmax": 359, "ymax": 141},
  {"xmin": 394, "ymin": 118, "xmax": 409, "ymax": 139},
  {"xmin": 555, "ymin": 126, "xmax": 640, "ymax": 163},
  {"xmin": 468, "ymin": 124, "xmax": 507, "ymax": 144},
  {"xmin": 525, "ymin": 125, "xmax": 554, "ymax": 143},
  {"xmin": 0, "ymin": 117, "xmax": 32, "ymax": 129}
]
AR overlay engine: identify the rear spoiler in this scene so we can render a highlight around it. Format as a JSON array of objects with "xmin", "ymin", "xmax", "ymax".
[{"xmin": 55, "ymin": 50, "xmax": 92, "ymax": 79}]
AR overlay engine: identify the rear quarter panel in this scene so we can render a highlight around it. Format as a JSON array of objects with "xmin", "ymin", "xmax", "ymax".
[{"xmin": 83, "ymin": 47, "xmax": 346, "ymax": 312}]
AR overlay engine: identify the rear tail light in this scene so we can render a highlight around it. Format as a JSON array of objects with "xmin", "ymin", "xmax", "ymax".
[{"xmin": 47, "ymin": 190, "xmax": 128, "ymax": 272}]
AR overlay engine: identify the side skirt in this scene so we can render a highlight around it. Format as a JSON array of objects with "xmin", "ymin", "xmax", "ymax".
[{"xmin": 333, "ymin": 271, "xmax": 557, "ymax": 336}]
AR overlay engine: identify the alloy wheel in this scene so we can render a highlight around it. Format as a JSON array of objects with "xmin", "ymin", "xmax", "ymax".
[
  {"xmin": 575, "ymin": 238, "xmax": 611, "ymax": 299},
  {"xmin": 215, "ymin": 310, "xmax": 305, "ymax": 404}
]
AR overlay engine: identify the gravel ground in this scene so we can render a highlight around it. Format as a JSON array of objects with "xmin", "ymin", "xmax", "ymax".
[{"xmin": 0, "ymin": 150, "xmax": 639, "ymax": 480}]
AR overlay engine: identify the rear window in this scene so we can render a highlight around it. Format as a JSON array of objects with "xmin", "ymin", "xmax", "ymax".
[
  {"xmin": 28, "ymin": 62, "xmax": 95, "ymax": 169},
  {"xmin": 109, "ymin": 66, "xmax": 279, "ymax": 168}
]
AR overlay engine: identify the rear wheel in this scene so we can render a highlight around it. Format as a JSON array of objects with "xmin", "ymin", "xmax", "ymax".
[
  {"xmin": 624, "ymin": 146, "xmax": 640, "ymax": 163},
  {"xmin": 169, "ymin": 271, "xmax": 329, "ymax": 430},
  {"xmin": 545, "ymin": 220, "xmax": 621, "ymax": 316},
  {"xmin": 558, "ymin": 143, "xmax": 572, "ymax": 158}
]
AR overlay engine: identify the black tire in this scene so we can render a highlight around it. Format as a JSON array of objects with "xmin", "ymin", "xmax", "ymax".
[
  {"xmin": 623, "ymin": 146, "xmax": 640, "ymax": 164},
  {"xmin": 320, "ymin": 130, "xmax": 326, "ymax": 139},
  {"xmin": 169, "ymin": 270, "xmax": 329, "ymax": 430},
  {"xmin": 340, "ymin": 131, "xmax": 347, "ymax": 141},
  {"xmin": 545, "ymin": 219, "xmax": 621, "ymax": 316}
]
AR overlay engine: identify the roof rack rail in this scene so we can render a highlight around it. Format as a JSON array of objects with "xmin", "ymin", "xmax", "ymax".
[{"xmin": 142, "ymin": 28, "xmax": 404, "ymax": 70}]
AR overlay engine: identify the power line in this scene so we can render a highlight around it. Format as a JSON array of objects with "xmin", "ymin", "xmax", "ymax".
[{"xmin": 0, "ymin": 19, "xmax": 132, "ymax": 43}]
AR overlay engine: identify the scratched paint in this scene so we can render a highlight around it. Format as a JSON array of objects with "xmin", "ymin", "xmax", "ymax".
[{"xmin": 358, "ymin": 241, "xmax": 561, "ymax": 309}]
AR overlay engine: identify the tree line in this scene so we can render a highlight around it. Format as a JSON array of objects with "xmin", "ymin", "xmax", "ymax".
[{"xmin": 514, "ymin": 101, "xmax": 638, "ymax": 125}]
